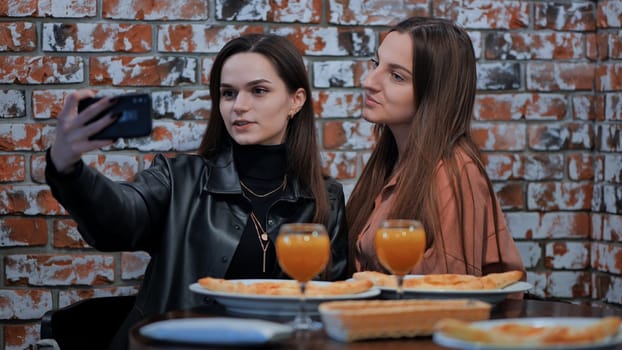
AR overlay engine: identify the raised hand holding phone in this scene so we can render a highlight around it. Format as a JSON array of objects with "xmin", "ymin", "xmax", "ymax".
[
  {"xmin": 79, "ymin": 93, "xmax": 152, "ymax": 140},
  {"xmin": 49, "ymin": 90, "xmax": 152, "ymax": 174}
]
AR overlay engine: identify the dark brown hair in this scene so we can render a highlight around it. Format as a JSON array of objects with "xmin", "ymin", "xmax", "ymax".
[
  {"xmin": 346, "ymin": 17, "xmax": 502, "ymax": 272},
  {"xmin": 198, "ymin": 34, "xmax": 329, "ymax": 224}
]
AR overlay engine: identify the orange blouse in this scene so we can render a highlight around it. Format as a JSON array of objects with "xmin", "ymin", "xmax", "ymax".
[{"xmin": 354, "ymin": 152, "xmax": 525, "ymax": 277}]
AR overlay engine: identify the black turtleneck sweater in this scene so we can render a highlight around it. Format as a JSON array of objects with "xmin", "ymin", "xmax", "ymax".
[{"xmin": 225, "ymin": 143, "xmax": 287, "ymax": 279}]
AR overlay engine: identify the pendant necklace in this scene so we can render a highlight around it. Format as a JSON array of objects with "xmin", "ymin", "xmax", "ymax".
[{"xmin": 249, "ymin": 212, "xmax": 270, "ymax": 272}]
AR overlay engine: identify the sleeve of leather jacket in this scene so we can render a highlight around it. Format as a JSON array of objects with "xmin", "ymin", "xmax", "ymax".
[
  {"xmin": 45, "ymin": 150, "xmax": 172, "ymax": 252},
  {"xmin": 325, "ymin": 179, "xmax": 349, "ymax": 281}
]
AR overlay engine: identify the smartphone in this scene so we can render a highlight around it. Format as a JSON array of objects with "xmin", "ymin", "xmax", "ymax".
[{"xmin": 79, "ymin": 93, "xmax": 153, "ymax": 140}]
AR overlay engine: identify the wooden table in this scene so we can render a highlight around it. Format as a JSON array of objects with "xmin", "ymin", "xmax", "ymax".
[{"xmin": 130, "ymin": 299, "xmax": 622, "ymax": 349}]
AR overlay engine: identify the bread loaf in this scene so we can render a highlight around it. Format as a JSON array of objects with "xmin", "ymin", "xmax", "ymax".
[{"xmin": 319, "ymin": 299, "xmax": 491, "ymax": 342}]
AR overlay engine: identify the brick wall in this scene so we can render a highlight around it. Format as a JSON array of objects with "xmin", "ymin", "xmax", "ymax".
[{"xmin": 0, "ymin": 0, "xmax": 621, "ymax": 348}]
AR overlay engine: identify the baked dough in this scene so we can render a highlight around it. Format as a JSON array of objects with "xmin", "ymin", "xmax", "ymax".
[
  {"xmin": 320, "ymin": 299, "xmax": 492, "ymax": 342},
  {"xmin": 197, "ymin": 277, "xmax": 373, "ymax": 296},
  {"xmin": 352, "ymin": 270, "xmax": 523, "ymax": 290},
  {"xmin": 436, "ymin": 317, "xmax": 622, "ymax": 346}
]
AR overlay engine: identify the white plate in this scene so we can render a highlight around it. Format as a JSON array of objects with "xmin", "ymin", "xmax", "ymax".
[
  {"xmin": 377, "ymin": 275, "xmax": 532, "ymax": 303},
  {"xmin": 139, "ymin": 317, "xmax": 293, "ymax": 345},
  {"xmin": 433, "ymin": 317, "xmax": 622, "ymax": 350},
  {"xmin": 189, "ymin": 279, "xmax": 380, "ymax": 316}
]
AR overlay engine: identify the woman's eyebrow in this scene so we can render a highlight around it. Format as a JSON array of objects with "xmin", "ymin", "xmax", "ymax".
[
  {"xmin": 387, "ymin": 62, "xmax": 413, "ymax": 77},
  {"xmin": 220, "ymin": 79, "xmax": 273, "ymax": 89}
]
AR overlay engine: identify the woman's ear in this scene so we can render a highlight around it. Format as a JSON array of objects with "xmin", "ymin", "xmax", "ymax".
[{"xmin": 289, "ymin": 87, "xmax": 306, "ymax": 118}]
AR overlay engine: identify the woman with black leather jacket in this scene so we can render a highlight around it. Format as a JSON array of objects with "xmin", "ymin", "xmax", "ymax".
[{"xmin": 45, "ymin": 34, "xmax": 348, "ymax": 350}]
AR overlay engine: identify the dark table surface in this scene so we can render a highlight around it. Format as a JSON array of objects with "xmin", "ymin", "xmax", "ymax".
[{"xmin": 129, "ymin": 298, "xmax": 622, "ymax": 350}]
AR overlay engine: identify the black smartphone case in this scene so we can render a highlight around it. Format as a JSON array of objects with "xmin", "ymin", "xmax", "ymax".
[{"xmin": 79, "ymin": 93, "xmax": 153, "ymax": 140}]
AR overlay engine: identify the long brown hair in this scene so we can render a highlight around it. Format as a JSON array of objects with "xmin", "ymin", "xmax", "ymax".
[
  {"xmin": 346, "ymin": 17, "xmax": 502, "ymax": 273},
  {"xmin": 198, "ymin": 34, "xmax": 329, "ymax": 224}
]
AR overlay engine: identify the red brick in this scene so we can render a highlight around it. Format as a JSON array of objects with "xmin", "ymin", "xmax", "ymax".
[
  {"xmin": 0, "ymin": 289, "xmax": 52, "ymax": 319},
  {"xmin": 0, "ymin": 123, "xmax": 50, "ymax": 151},
  {"xmin": 0, "ymin": 217, "xmax": 47, "ymax": 247},
  {"xmin": 32, "ymin": 89, "xmax": 70, "ymax": 120},
  {"xmin": 103, "ymin": 0, "xmax": 207, "ymax": 20},
  {"xmin": 0, "ymin": 56, "xmax": 83, "ymax": 84},
  {"xmin": 482, "ymin": 153, "xmax": 516, "ymax": 180},
  {"xmin": 313, "ymin": 91, "xmax": 361, "ymax": 118},
  {"xmin": 38, "ymin": 0, "xmax": 96, "ymax": 17},
  {"xmin": 494, "ymin": 182, "xmax": 524, "ymax": 210},
  {"xmin": 91, "ymin": 56, "xmax": 196, "ymax": 87},
  {"xmin": 516, "ymin": 241, "xmax": 541, "ymax": 268},
  {"xmin": 505, "ymin": 212, "xmax": 539, "ymax": 240},
  {"xmin": 596, "ymin": 63, "xmax": 622, "ymax": 91},
  {"xmin": 152, "ymin": 90, "xmax": 211, "ymax": 120},
  {"xmin": 608, "ymin": 31, "xmax": 622, "ymax": 59},
  {"xmin": 485, "ymin": 32, "xmax": 584, "ymax": 60},
  {"xmin": 527, "ymin": 62, "xmax": 594, "ymax": 91},
  {"xmin": 567, "ymin": 154, "xmax": 596, "ymax": 181},
  {"xmin": 598, "ymin": 124, "xmax": 622, "ymax": 152},
  {"xmin": 215, "ymin": 0, "xmax": 322, "ymax": 23},
  {"xmin": 158, "ymin": 25, "xmax": 262, "ymax": 53},
  {"xmin": 272, "ymin": 26, "xmax": 376, "ymax": 56},
  {"xmin": 5, "ymin": 323, "xmax": 39, "ymax": 349},
  {"xmin": 322, "ymin": 151, "xmax": 358, "ymax": 180},
  {"xmin": 593, "ymin": 273, "xmax": 622, "ymax": 304},
  {"xmin": 605, "ymin": 93, "xmax": 622, "ymax": 121},
  {"xmin": 53, "ymin": 219, "xmax": 89, "ymax": 249},
  {"xmin": 5, "ymin": 254, "xmax": 115, "ymax": 286},
  {"xmin": 43, "ymin": 23, "xmax": 151, "ymax": 52},
  {"xmin": 0, "ymin": 185, "xmax": 64, "ymax": 215},
  {"xmin": 592, "ymin": 214, "xmax": 622, "ymax": 241},
  {"xmin": 547, "ymin": 271, "xmax": 591, "ymax": 298},
  {"xmin": 312, "ymin": 60, "xmax": 370, "ymax": 88},
  {"xmin": 572, "ymin": 94, "xmax": 604, "ymax": 121},
  {"xmin": 0, "ymin": 22, "xmax": 36, "ymax": 52},
  {"xmin": 586, "ymin": 33, "xmax": 608, "ymax": 61},
  {"xmin": 527, "ymin": 182, "xmax": 593, "ymax": 211},
  {"xmin": 322, "ymin": 121, "xmax": 375, "ymax": 150},
  {"xmin": 434, "ymin": 0, "xmax": 529, "ymax": 29},
  {"xmin": 475, "ymin": 93, "xmax": 567, "ymax": 121},
  {"xmin": 535, "ymin": 2, "xmax": 596, "ymax": 31},
  {"xmin": 472, "ymin": 122, "xmax": 526, "ymax": 151},
  {"xmin": 0, "ymin": 90, "xmax": 26, "ymax": 118},
  {"xmin": 1, "ymin": 0, "xmax": 37, "ymax": 16},
  {"xmin": 597, "ymin": 0, "xmax": 622, "ymax": 28},
  {"xmin": 528, "ymin": 123, "xmax": 594, "ymax": 151},
  {"xmin": 545, "ymin": 242, "xmax": 590, "ymax": 269},
  {"xmin": 328, "ymin": 0, "xmax": 428, "ymax": 25},
  {"xmin": 592, "ymin": 242, "xmax": 622, "ymax": 274},
  {"xmin": 121, "ymin": 252, "xmax": 150, "ymax": 280},
  {"xmin": 145, "ymin": 121, "xmax": 207, "ymax": 152},
  {"xmin": 0, "ymin": 155, "xmax": 25, "ymax": 182}
]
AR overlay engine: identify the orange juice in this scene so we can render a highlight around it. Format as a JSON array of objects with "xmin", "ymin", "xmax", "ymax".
[
  {"xmin": 375, "ymin": 226, "xmax": 425, "ymax": 276},
  {"xmin": 276, "ymin": 233, "xmax": 330, "ymax": 282}
]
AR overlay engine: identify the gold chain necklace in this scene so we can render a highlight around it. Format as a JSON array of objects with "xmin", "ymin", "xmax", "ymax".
[
  {"xmin": 240, "ymin": 175, "xmax": 287, "ymax": 198},
  {"xmin": 249, "ymin": 212, "xmax": 270, "ymax": 273}
]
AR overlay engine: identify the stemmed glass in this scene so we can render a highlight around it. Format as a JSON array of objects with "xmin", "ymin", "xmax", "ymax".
[
  {"xmin": 375, "ymin": 219, "xmax": 426, "ymax": 299},
  {"xmin": 276, "ymin": 223, "xmax": 330, "ymax": 330}
]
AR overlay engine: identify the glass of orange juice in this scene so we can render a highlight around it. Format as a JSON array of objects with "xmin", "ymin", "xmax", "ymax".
[
  {"xmin": 276, "ymin": 223, "xmax": 330, "ymax": 330},
  {"xmin": 375, "ymin": 219, "xmax": 426, "ymax": 299}
]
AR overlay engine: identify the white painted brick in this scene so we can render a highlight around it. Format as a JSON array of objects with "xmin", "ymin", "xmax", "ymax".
[
  {"xmin": 545, "ymin": 242, "xmax": 589, "ymax": 269},
  {"xmin": 516, "ymin": 241, "xmax": 541, "ymax": 268},
  {"xmin": 505, "ymin": 212, "xmax": 541, "ymax": 239}
]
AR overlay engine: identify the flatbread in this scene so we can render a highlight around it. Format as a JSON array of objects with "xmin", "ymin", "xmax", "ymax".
[
  {"xmin": 436, "ymin": 317, "xmax": 622, "ymax": 346},
  {"xmin": 352, "ymin": 270, "xmax": 523, "ymax": 290},
  {"xmin": 197, "ymin": 277, "xmax": 373, "ymax": 296}
]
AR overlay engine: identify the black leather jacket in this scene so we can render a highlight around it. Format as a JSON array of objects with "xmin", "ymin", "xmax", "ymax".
[{"xmin": 45, "ymin": 146, "xmax": 348, "ymax": 349}]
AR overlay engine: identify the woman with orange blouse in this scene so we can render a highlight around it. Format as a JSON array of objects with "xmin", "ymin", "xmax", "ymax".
[{"xmin": 347, "ymin": 17, "xmax": 525, "ymax": 278}]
